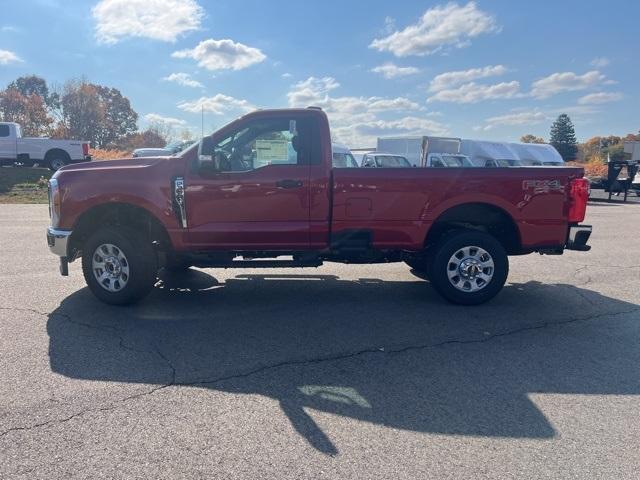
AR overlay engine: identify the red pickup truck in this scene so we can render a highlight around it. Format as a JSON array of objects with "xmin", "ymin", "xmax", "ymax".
[{"xmin": 46, "ymin": 107, "xmax": 591, "ymax": 306}]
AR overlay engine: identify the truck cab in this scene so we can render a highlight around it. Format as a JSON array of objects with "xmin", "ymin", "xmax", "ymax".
[{"xmin": 0, "ymin": 123, "xmax": 22, "ymax": 164}]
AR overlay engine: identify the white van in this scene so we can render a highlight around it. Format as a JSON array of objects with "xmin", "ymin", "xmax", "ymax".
[
  {"xmin": 460, "ymin": 140, "xmax": 523, "ymax": 167},
  {"xmin": 509, "ymin": 142, "xmax": 564, "ymax": 166},
  {"xmin": 332, "ymin": 144, "xmax": 359, "ymax": 168}
]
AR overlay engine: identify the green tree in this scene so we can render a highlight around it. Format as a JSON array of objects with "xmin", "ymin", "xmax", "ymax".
[
  {"xmin": 7, "ymin": 75, "xmax": 59, "ymax": 110},
  {"xmin": 550, "ymin": 114, "xmax": 578, "ymax": 161},
  {"xmin": 520, "ymin": 134, "xmax": 545, "ymax": 144}
]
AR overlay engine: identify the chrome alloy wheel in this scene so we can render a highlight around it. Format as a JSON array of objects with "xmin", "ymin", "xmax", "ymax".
[
  {"xmin": 92, "ymin": 243, "xmax": 130, "ymax": 292},
  {"xmin": 446, "ymin": 246, "xmax": 494, "ymax": 293}
]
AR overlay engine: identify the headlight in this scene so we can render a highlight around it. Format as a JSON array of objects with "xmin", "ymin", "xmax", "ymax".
[{"xmin": 48, "ymin": 178, "xmax": 61, "ymax": 227}]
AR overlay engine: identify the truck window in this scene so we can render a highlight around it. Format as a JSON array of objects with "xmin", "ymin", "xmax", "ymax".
[
  {"xmin": 0, "ymin": 125, "xmax": 9, "ymax": 137},
  {"xmin": 211, "ymin": 117, "xmax": 318, "ymax": 172}
]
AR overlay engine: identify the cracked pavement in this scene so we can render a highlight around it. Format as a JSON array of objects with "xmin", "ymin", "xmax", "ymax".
[{"xmin": 1, "ymin": 203, "xmax": 639, "ymax": 479}]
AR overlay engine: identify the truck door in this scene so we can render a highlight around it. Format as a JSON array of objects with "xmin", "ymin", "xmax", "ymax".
[
  {"xmin": 0, "ymin": 124, "xmax": 17, "ymax": 162},
  {"xmin": 184, "ymin": 114, "xmax": 316, "ymax": 250}
]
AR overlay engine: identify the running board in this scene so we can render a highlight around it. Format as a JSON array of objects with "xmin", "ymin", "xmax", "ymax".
[{"xmin": 198, "ymin": 259, "xmax": 324, "ymax": 269}]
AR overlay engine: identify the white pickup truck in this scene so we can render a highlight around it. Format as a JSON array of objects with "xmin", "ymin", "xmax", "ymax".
[{"xmin": 0, "ymin": 122, "xmax": 91, "ymax": 171}]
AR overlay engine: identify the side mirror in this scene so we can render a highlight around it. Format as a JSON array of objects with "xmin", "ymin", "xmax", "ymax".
[{"xmin": 197, "ymin": 136, "xmax": 218, "ymax": 171}]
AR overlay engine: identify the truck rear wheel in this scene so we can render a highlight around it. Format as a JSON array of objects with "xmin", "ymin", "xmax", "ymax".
[
  {"xmin": 82, "ymin": 226, "xmax": 158, "ymax": 305},
  {"xmin": 428, "ymin": 230, "xmax": 508, "ymax": 305},
  {"xmin": 48, "ymin": 157, "xmax": 68, "ymax": 171}
]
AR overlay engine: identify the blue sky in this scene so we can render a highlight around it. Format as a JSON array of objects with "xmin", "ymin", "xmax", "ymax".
[{"xmin": 0, "ymin": 0, "xmax": 638, "ymax": 146}]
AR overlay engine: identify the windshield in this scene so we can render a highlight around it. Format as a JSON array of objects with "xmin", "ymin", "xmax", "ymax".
[
  {"xmin": 375, "ymin": 155, "xmax": 411, "ymax": 168},
  {"xmin": 171, "ymin": 140, "xmax": 197, "ymax": 157},
  {"xmin": 333, "ymin": 152, "xmax": 359, "ymax": 168},
  {"xmin": 441, "ymin": 155, "xmax": 471, "ymax": 167}
]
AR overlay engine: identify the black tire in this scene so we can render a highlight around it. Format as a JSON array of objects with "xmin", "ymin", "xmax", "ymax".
[
  {"xmin": 82, "ymin": 226, "xmax": 158, "ymax": 305},
  {"xmin": 48, "ymin": 157, "xmax": 68, "ymax": 171},
  {"xmin": 427, "ymin": 230, "xmax": 508, "ymax": 306}
]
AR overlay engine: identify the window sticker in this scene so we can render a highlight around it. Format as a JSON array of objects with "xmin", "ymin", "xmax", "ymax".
[{"xmin": 256, "ymin": 139, "xmax": 289, "ymax": 165}]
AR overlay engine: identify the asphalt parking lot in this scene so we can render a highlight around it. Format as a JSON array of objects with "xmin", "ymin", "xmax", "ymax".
[{"xmin": 1, "ymin": 203, "xmax": 639, "ymax": 479}]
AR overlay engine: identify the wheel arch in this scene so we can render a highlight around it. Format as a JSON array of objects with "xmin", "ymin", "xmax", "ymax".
[
  {"xmin": 44, "ymin": 148, "xmax": 71, "ymax": 162},
  {"xmin": 68, "ymin": 202, "xmax": 173, "ymax": 260},
  {"xmin": 425, "ymin": 202, "xmax": 522, "ymax": 255}
]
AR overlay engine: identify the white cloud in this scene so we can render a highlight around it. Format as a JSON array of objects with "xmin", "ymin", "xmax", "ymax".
[
  {"xmin": 370, "ymin": 2, "xmax": 499, "ymax": 57},
  {"xmin": 281, "ymin": 72, "xmax": 292, "ymax": 79},
  {"xmin": 486, "ymin": 110, "xmax": 546, "ymax": 127},
  {"xmin": 172, "ymin": 39, "xmax": 266, "ymax": 71},
  {"xmin": 287, "ymin": 76, "xmax": 420, "ymax": 121},
  {"xmin": 163, "ymin": 72, "xmax": 203, "ymax": 88},
  {"xmin": 590, "ymin": 57, "xmax": 610, "ymax": 68},
  {"xmin": 429, "ymin": 65, "xmax": 507, "ymax": 91},
  {"xmin": 428, "ymin": 81, "xmax": 521, "ymax": 103},
  {"xmin": 287, "ymin": 76, "xmax": 440, "ymax": 147},
  {"xmin": 0, "ymin": 49, "xmax": 22, "ymax": 64},
  {"xmin": 577, "ymin": 92, "xmax": 623, "ymax": 105},
  {"xmin": 287, "ymin": 77, "xmax": 340, "ymax": 106},
  {"xmin": 92, "ymin": 0, "xmax": 203, "ymax": 44},
  {"xmin": 530, "ymin": 70, "xmax": 611, "ymax": 99},
  {"xmin": 472, "ymin": 110, "xmax": 547, "ymax": 132},
  {"xmin": 371, "ymin": 63, "xmax": 420, "ymax": 79},
  {"xmin": 1, "ymin": 26, "xmax": 21, "ymax": 33},
  {"xmin": 333, "ymin": 117, "xmax": 448, "ymax": 147},
  {"xmin": 144, "ymin": 113, "xmax": 188, "ymax": 126},
  {"xmin": 177, "ymin": 94, "xmax": 256, "ymax": 115}
]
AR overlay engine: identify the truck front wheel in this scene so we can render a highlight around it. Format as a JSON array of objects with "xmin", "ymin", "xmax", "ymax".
[
  {"xmin": 428, "ymin": 230, "xmax": 508, "ymax": 305},
  {"xmin": 82, "ymin": 227, "xmax": 158, "ymax": 305}
]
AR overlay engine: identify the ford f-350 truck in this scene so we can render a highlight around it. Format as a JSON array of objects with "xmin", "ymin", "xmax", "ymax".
[
  {"xmin": 46, "ymin": 107, "xmax": 591, "ymax": 306},
  {"xmin": 0, "ymin": 122, "xmax": 91, "ymax": 170}
]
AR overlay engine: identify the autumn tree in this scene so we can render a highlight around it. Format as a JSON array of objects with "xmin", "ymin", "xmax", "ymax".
[
  {"xmin": 116, "ymin": 129, "xmax": 166, "ymax": 151},
  {"xmin": 60, "ymin": 80, "xmax": 138, "ymax": 147},
  {"xmin": 550, "ymin": 114, "xmax": 578, "ymax": 161},
  {"xmin": 0, "ymin": 88, "xmax": 53, "ymax": 136},
  {"xmin": 520, "ymin": 134, "xmax": 545, "ymax": 144}
]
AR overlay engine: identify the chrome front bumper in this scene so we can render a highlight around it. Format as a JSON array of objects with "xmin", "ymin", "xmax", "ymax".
[
  {"xmin": 566, "ymin": 225, "xmax": 592, "ymax": 251},
  {"xmin": 47, "ymin": 227, "xmax": 72, "ymax": 257}
]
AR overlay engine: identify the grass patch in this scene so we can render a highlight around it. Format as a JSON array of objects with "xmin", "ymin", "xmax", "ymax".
[{"xmin": 0, "ymin": 167, "xmax": 52, "ymax": 204}]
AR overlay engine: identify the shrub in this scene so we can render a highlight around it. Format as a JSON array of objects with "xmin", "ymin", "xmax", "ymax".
[{"xmin": 90, "ymin": 148, "xmax": 131, "ymax": 161}]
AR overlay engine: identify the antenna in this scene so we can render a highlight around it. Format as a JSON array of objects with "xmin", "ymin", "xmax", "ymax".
[{"xmin": 201, "ymin": 104, "xmax": 204, "ymax": 139}]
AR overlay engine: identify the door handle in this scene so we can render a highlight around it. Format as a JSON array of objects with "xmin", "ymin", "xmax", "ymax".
[{"xmin": 276, "ymin": 179, "xmax": 303, "ymax": 189}]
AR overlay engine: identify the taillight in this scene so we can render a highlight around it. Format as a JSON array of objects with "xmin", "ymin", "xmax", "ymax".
[
  {"xmin": 568, "ymin": 178, "xmax": 589, "ymax": 223},
  {"xmin": 82, "ymin": 143, "xmax": 89, "ymax": 156}
]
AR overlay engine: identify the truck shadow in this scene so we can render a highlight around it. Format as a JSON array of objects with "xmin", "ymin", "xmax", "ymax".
[{"xmin": 47, "ymin": 271, "xmax": 640, "ymax": 455}]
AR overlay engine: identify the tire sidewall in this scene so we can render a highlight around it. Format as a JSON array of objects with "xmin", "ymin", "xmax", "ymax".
[
  {"xmin": 49, "ymin": 158, "xmax": 67, "ymax": 171},
  {"xmin": 428, "ymin": 230, "xmax": 509, "ymax": 305},
  {"xmin": 82, "ymin": 227, "xmax": 157, "ymax": 305}
]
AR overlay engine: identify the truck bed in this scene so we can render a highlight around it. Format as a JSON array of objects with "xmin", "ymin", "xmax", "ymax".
[{"xmin": 331, "ymin": 167, "xmax": 583, "ymax": 250}]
